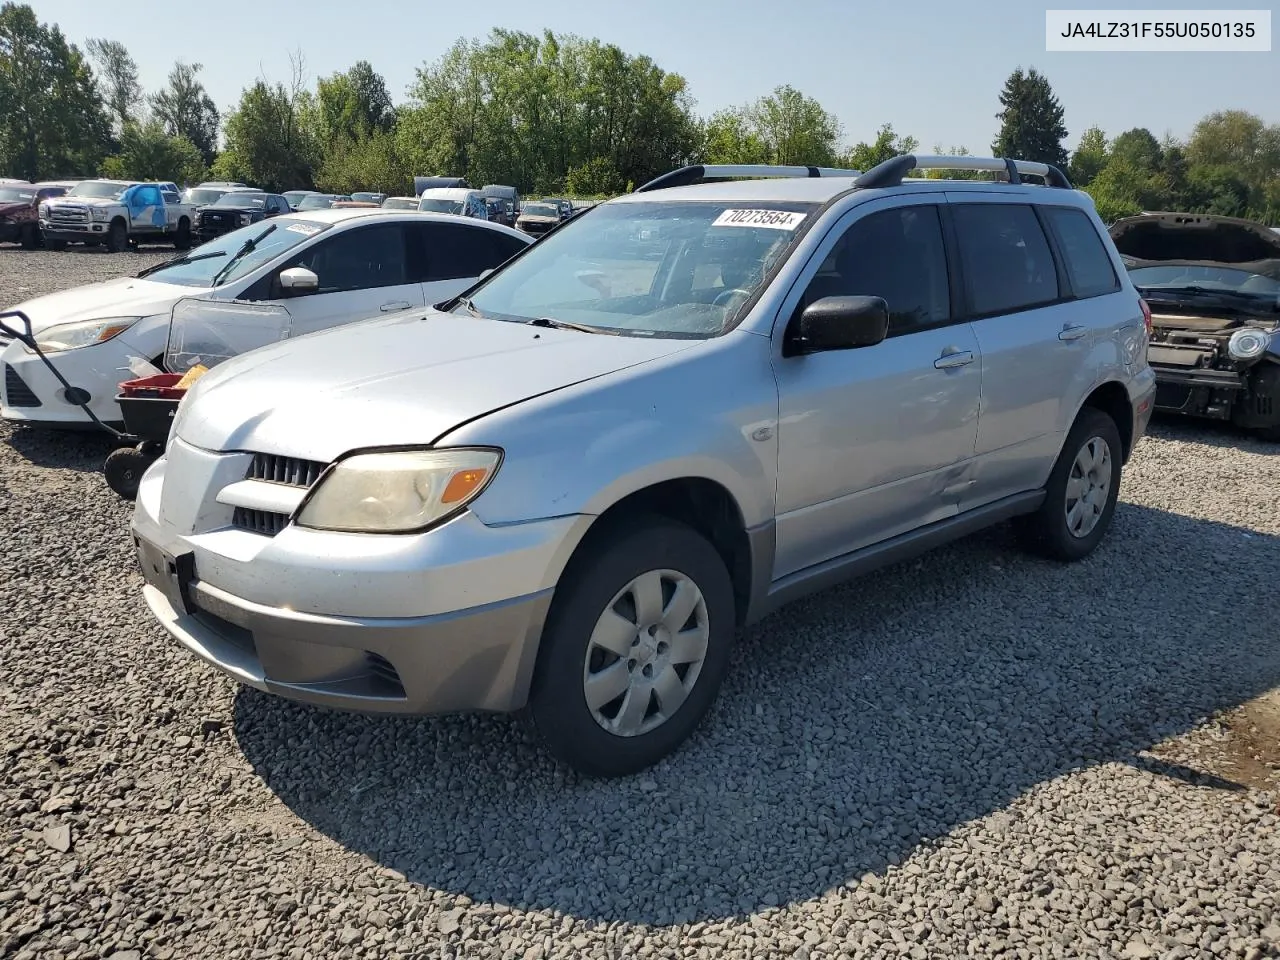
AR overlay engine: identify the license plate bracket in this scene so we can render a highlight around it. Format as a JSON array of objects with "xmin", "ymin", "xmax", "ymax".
[{"xmin": 136, "ymin": 537, "xmax": 196, "ymax": 615}]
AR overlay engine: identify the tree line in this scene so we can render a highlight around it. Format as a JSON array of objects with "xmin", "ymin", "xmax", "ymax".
[{"xmin": 1, "ymin": 2, "xmax": 1277, "ymax": 222}]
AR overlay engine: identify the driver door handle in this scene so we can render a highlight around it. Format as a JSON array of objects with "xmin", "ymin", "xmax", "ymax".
[
  {"xmin": 1059, "ymin": 323, "xmax": 1089, "ymax": 341},
  {"xmin": 934, "ymin": 349, "xmax": 975, "ymax": 369},
  {"xmin": 379, "ymin": 301, "xmax": 412, "ymax": 312}
]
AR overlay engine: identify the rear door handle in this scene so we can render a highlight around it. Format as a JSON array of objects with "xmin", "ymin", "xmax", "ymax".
[
  {"xmin": 379, "ymin": 301, "xmax": 412, "ymax": 312},
  {"xmin": 934, "ymin": 349, "xmax": 975, "ymax": 369},
  {"xmin": 1059, "ymin": 324, "xmax": 1088, "ymax": 341}
]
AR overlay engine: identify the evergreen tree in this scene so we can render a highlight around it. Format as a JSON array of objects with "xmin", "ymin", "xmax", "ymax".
[{"xmin": 991, "ymin": 66, "xmax": 1068, "ymax": 170}]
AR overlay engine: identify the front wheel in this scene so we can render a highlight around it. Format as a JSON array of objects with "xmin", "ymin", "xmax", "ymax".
[
  {"xmin": 19, "ymin": 223, "xmax": 37, "ymax": 249},
  {"xmin": 105, "ymin": 220, "xmax": 127, "ymax": 253},
  {"xmin": 528, "ymin": 517, "xmax": 736, "ymax": 777},
  {"xmin": 1016, "ymin": 407, "xmax": 1123, "ymax": 561},
  {"xmin": 173, "ymin": 218, "xmax": 191, "ymax": 250}
]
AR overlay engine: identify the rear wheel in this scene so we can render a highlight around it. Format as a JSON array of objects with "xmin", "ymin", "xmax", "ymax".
[
  {"xmin": 1016, "ymin": 407, "xmax": 1123, "ymax": 562},
  {"xmin": 19, "ymin": 223, "xmax": 37, "ymax": 249},
  {"xmin": 528, "ymin": 517, "xmax": 736, "ymax": 777},
  {"xmin": 105, "ymin": 220, "xmax": 127, "ymax": 253}
]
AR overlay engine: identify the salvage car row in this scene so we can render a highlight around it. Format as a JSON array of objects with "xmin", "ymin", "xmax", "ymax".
[{"xmin": 3, "ymin": 155, "xmax": 1278, "ymax": 779}]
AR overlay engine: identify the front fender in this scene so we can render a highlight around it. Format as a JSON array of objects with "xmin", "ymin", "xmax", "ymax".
[{"xmin": 439, "ymin": 332, "xmax": 780, "ymax": 530}]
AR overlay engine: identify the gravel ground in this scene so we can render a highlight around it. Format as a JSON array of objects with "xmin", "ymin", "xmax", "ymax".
[{"xmin": 1, "ymin": 246, "xmax": 1278, "ymax": 960}]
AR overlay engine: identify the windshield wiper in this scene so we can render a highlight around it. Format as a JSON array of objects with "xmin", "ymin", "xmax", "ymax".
[
  {"xmin": 210, "ymin": 224, "xmax": 276, "ymax": 287},
  {"xmin": 527, "ymin": 316, "xmax": 611, "ymax": 334},
  {"xmin": 136, "ymin": 250, "xmax": 226, "ymax": 279}
]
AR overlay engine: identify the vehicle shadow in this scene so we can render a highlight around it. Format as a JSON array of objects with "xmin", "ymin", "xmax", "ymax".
[
  {"xmin": 232, "ymin": 503, "xmax": 1280, "ymax": 926},
  {"xmin": 3, "ymin": 422, "xmax": 120, "ymax": 474},
  {"xmin": 1149, "ymin": 412, "xmax": 1280, "ymax": 454}
]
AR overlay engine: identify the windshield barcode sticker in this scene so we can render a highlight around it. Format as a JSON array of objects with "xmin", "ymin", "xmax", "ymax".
[{"xmin": 712, "ymin": 209, "xmax": 806, "ymax": 230}]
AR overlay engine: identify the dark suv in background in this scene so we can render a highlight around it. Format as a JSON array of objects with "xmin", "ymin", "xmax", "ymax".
[{"xmin": 193, "ymin": 191, "xmax": 290, "ymax": 243}]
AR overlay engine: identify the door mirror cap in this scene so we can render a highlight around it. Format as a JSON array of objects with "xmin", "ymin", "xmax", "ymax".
[
  {"xmin": 279, "ymin": 266, "xmax": 318, "ymax": 293},
  {"xmin": 791, "ymin": 295, "xmax": 889, "ymax": 355}
]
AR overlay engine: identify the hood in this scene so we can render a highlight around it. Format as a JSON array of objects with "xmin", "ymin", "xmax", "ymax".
[
  {"xmin": 1110, "ymin": 212, "xmax": 1280, "ymax": 265},
  {"xmin": 179, "ymin": 309, "xmax": 696, "ymax": 460},
  {"xmin": 518, "ymin": 215, "xmax": 559, "ymax": 223},
  {"xmin": 48, "ymin": 195, "xmax": 119, "ymax": 208},
  {"xmin": 4, "ymin": 277, "xmax": 187, "ymax": 334}
]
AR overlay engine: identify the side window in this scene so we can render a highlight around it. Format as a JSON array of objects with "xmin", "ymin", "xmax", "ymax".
[
  {"xmin": 952, "ymin": 204, "xmax": 1060, "ymax": 316},
  {"xmin": 411, "ymin": 223, "xmax": 525, "ymax": 281},
  {"xmin": 1043, "ymin": 207, "xmax": 1120, "ymax": 299},
  {"xmin": 288, "ymin": 224, "xmax": 408, "ymax": 293},
  {"xmin": 800, "ymin": 205, "xmax": 951, "ymax": 335}
]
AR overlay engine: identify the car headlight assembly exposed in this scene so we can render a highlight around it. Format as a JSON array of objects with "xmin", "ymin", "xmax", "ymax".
[
  {"xmin": 30, "ymin": 317, "xmax": 139, "ymax": 353},
  {"xmin": 1227, "ymin": 327, "xmax": 1271, "ymax": 362},
  {"xmin": 296, "ymin": 448, "xmax": 502, "ymax": 534}
]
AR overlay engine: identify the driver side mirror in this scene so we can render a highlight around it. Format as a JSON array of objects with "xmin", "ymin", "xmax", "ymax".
[
  {"xmin": 279, "ymin": 266, "xmax": 319, "ymax": 296},
  {"xmin": 787, "ymin": 295, "xmax": 889, "ymax": 356}
]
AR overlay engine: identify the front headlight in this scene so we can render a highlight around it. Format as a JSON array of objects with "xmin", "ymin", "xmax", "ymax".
[
  {"xmin": 30, "ymin": 317, "xmax": 139, "ymax": 353},
  {"xmin": 38, "ymin": 202, "xmax": 49, "ymax": 218},
  {"xmin": 239, "ymin": 213, "xmax": 253, "ymax": 225},
  {"xmin": 296, "ymin": 448, "xmax": 502, "ymax": 533},
  {"xmin": 1227, "ymin": 327, "xmax": 1271, "ymax": 361},
  {"xmin": 91, "ymin": 207, "xmax": 109, "ymax": 221}
]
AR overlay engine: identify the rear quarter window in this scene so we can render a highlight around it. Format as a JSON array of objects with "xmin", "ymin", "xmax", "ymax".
[{"xmin": 1043, "ymin": 207, "xmax": 1120, "ymax": 299}]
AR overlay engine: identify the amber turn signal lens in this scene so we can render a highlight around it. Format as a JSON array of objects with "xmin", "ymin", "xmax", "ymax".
[{"xmin": 441, "ymin": 468, "xmax": 489, "ymax": 504}]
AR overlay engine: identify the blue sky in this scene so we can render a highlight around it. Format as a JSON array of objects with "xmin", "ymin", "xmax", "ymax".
[{"xmin": 39, "ymin": 0, "xmax": 1278, "ymax": 153}]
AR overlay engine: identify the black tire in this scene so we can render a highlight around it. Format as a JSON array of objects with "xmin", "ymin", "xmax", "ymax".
[
  {"xmin": 528, "ymin": 516, "xmax": 736, "ymax": 777},
  {"xmin": 1016, "ymin": 407, "xmax": 1123, "ymax": 562},
  {"xmin": 1255, "ymin": 425, "xmax": 1280, "ymax": 443},
  {"xmin": 173, "ymin": 218, "xmax": 191, "ymax": 250},
  {"xmin": 105, "ymin": 219, "xmax": 127, "ymax": 253},
  {"xmin": 19, "ymin": 223, "xmax": 37, "ymax": 249},
  {"xmin": 44, "ymin": 237, "xmax": 66, "ymax": 251},
  {"xmin": 103, "ymin": 447, "xmax": 152, "ymax": 501}
]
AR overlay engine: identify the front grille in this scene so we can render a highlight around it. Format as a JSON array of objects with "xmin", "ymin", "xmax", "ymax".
[
  {"xmin": 3, "ymin": 364, "xmax": 41, "ymax": 407},
  {"xmin": 231, "ymin": 453, "xmax": 329, "ymax": 537},
  {"xmin": 232, "ymin": 507, "xmax": 289, "ymax": 537},
  {"xmin": 48, "ymin": 206, "xmax": 88, "ymax": 224},
  {"xmin": 248, "ymin": 453, "xmax": 326, "ymax": 487}
]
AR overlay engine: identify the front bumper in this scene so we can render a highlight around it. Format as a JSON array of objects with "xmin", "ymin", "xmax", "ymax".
[
  {"xmin": 0, "ymin": 332, "xmax": 158, "ymax": 426},
  {"xmin": 131, "ymin": 442, "xmax": 588, "ymax": 714},
  {"xmin": 40, "ymin": 220, "xmax": 110, "ymax": 242}
]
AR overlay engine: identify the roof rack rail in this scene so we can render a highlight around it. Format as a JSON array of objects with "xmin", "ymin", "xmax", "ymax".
[
  {"xmin": 635, "ymin": 164, "xmax": 863, "ymax": 193},
  {"xmin": 854, "ymin": 154, "xmax": 1073, "ymax": 190}
]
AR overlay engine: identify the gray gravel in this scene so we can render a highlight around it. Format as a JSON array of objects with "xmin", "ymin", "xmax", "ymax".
[{"xmin": 2, "ymin": 246, "xmax": 1279, "ymax": 959}]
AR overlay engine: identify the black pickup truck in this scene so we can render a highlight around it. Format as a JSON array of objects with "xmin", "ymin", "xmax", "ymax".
[{"xmin": 193, "ymin": 191, "xmax": 290, "ymax": 243}]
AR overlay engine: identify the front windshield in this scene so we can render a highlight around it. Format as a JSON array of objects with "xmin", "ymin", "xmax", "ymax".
[
  {"xmin": 462, "ymin": 200, "xmax": 816, "ymax": 339},
  {"xmin": 184, "ymin": 188, "xmax": 229, "ymax": 206},
  {"xmin": 213, "ymin": 192, "xmax": 266, "ymax": 208},
  {"xmin": 382, "ymin": 197, "xmax": 417, "ymax": 210},
  {"xmin": 68, "ymin": 180, "xmax": 128, "ymax": 199},
  {"xmin": 419, "ymin": 198, "xmax": 464, "ymax": 214},
  {"xmin": 351, "ymin": 192, "xmax": 379, "ymax": 203},
  {"xmin": 1129, "ymin": 264, "xmax": 1280, "ymax": 298},
  {"xmin": 0, "ymin": 187, "xmax": 35, "ymax": 202},
  {"xmin": 296, "ymin": 195, "xmax": 334, "ymax": 210},
  {"xmin": 141, "ymin": 219, "xmax": 329, "ymax": 288},
  {"xmin": 522, "ymin": 203, "xmax": 559, "ymax": 218}
]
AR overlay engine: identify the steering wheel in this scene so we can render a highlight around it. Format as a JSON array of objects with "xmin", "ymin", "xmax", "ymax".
[{"xmin": 713, "ymin": 288, "xmax": 752, "ymax": 307}]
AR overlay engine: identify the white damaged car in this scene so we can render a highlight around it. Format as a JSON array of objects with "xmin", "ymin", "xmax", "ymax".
[{"xmin": 1, "ymin": 209, "xmax": 531, "ymax": 428}]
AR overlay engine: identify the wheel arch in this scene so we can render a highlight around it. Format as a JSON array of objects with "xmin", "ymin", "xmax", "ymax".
[{"xmin": 1078, "ymin": 380, "xmax": 1134, "ymax": 462}]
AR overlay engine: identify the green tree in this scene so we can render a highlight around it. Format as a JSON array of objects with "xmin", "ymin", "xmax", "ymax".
[
  {"xmin": 1108, "ymin": 128, "xmax": 1162, "ymax": 171},
  {"xmin": 702, "ymin": 109, "xmax": 768, "ymax": 164},
  {"xmin": 844, "ymin": 123, "xmax": 918, "ymax": 170},
  {"xmin": 0, "ymin": 2, "xmax": 110, "ymax": 179},
  {"xmin": 991, "ymin": 66, "xmax": 1069, "ymax": 169},
  {"xmin": 316, "ymin": 60, "xmax": 395, "ymax": 143},
  {"xmin": 100, "ymin": 119, "xmax": 205, "ymax": 184},
  {"xmin": 86, "ymin": 37, "xmax": 141, "ymax": 136},
  {"xmin": 1068, "ymin": 126, "xmax": 1108, "ymax": 186},
  {"xmin": 741, "ymin": 85, "xmax": 841, "ymax": 167},
  {"xmin": 220, "ymin": 57, "xmax": 318, "ymax": 191},
  {"xmin": 150, "ymin": 61, "xmax": 219, "ymax": 163}
]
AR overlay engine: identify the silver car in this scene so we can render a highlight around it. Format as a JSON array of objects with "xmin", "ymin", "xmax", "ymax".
[{"xmin": 132, "ymin": 156, "xmax": 1157, "ymax": 777}]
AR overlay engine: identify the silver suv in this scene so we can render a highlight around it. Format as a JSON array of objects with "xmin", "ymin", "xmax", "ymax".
[{"xmin": 131, "ymin": 155, "xmax": 1157, "ymax": 777}]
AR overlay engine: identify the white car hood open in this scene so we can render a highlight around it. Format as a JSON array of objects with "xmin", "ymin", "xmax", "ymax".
[
  {"xmin": 178, "ymin": 309, "xmax": 697, "ymax": 461},
  {"xmin": 3, "ymin": 277, "xmax": 190, "ymax": 336}
]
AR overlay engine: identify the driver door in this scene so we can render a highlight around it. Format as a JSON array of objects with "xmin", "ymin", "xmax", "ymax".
[
  {"xmin": 264, "ymin": 223, "xmax": 425, "ymax": 335},
  {"xmin": 127, "ymin": 184, "xmax": 166, "ymax": 231}
]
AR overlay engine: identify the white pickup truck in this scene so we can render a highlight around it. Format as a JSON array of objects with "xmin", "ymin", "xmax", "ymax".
[{"xmin": 40, "ymin": 180, "xmax": 196, "ymax": 253}]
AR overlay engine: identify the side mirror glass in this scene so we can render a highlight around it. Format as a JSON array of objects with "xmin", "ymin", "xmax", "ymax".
[
  {"xmin": 279, "ymin": 266, "xmax": 319, "ymax": 295},
  {"xmin": 790, "ymin": 295, "xmax": 889, "ymax": 355}
]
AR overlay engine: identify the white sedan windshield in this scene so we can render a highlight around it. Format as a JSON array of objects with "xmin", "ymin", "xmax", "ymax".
[
  {"xmin": 140, "ymin": 219, "xmax": 330, "ymax": 287},
  {"xmin": 461, "ymin": 201, "xmax": 816, "ymax": 339}
]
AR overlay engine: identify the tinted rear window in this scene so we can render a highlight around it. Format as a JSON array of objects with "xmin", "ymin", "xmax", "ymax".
[
  {"xmin": 952, "ymin": 204, "xmax": 1060, "ymax": 316},
  {"xmin": 1043, "ymin": 207, "xmax": 1119, "ymax": 299}
]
